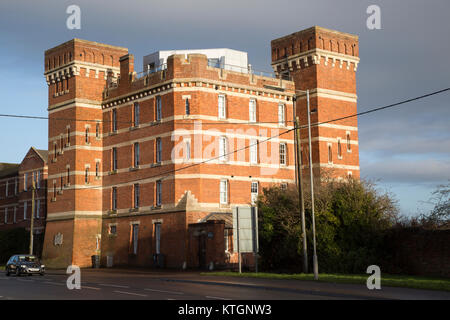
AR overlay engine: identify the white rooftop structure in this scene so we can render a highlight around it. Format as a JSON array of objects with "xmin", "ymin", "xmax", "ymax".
[{"xmin": 143, "ymin": 48, "xmax": 249, "ymax": 73}]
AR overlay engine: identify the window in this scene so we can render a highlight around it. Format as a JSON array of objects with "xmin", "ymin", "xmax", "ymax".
[
  {"xmin": 131, "ymin": 224, "xmax": 139, "ymax": 255},
  {"xmin": 250, "ymin": 139, "xmax": 258, "ymax": 164},
  {"xmin": 249, "ymin": 99, "xmax": 256, "ymax": 122},
  {"xmin": 328, "ymin": 143, "xmax": 333, "ymax": 164},
  {"xmin": 36, "ymin": 171, "xmax": 40, "ymax": 189},
  {"xmin": 96, "ymin": 122, "xmax": 100, "ymax": 139},
  {"xmin": 112, "ymin": 148, "xmax": 118, "ymax": 171},
  {"xmin": 346, "ymin": 133, "xmax": 351, "ymax": 152},
  {"xmin": 185, "ymin": 99, "xmax": 190, "ymax": 115},
  {"xmin": 96, "ymin": 162, "xmax": 100, "ymax": 178},
  {"xmin": 156, "ymin": 180, "xmax": 162, "ymax": 206},
  {"xmin": 60, "ymin": 136, "xmax": 63, "ymax": 152},
  {"xmin": 85, "ymin": 127, "xmax": 90, "ymax": 144},
  {"xmin": 220, "ymin": 179, "xmax": 228, "ymax": 204},
  {"xmin": 280, "ymin": 183, "xmax": 288, "ymax": 190},
  {"xmin": 155, "ymin": 223, "xmax": 161, "ymax": 254},
  {"xmin": 36, "ymin": 200, "xmax": 40, "ymax": 219},
  {"xmin": 337, "ymin": 139, "xmax": 342, "ymax": 159},
  {"xmin": 13, "ymin": 206, "xmax": 16, "ymax": 223},
  {"xmin": 112, "ymin": 187, "xmax": 117, "ymax": 210},
  {"xmin": 67, "ymin": 127, "xmax": 70, "ymax": 145},
  {"xmin": 156, "ymin": 96, "xmax": 162, "ymax": 121},
  {"xmin": 4, "ymin": 208, "xmax": 7, "ymax": 224},
  {"xmin": 112, "ymin": 109, "xmax": 117, "ymax": 132},
  {"xmin": 53, "ymin": 181, "xmax": 56, "ymax": 198},
  {"xmin": 156, "ymin": 138, "xmax": 162, "ymax": 163},
  {"xmin": 14, "ymin": 177, "xmax": 18, "ymax": 195},
  {"xmin": 5, "ymin": 180, "xmax": 8, "ymax": 197},
  {"xmin": 85, "ymin": 167, "xmax": 89, "ymax": 184},
  {"xmin": 134, "ymin": 143, "xmax": 140, "ymax": 167},
  {"xmin": 134, "ymin": 184, "xmax": 140, "ymax": 209},
  {"xmin": 54, "ymin": 143, "xmax": 57, "ymax": 160},
  {"xmin": 109, "ymin": 225, "xmax": 117, "ymax": 235},
  {"xmin": 219, "ymin": 136, "xmax": 228, "ymax": 162},
  {"xmin": 218, "ymin": 95, "xmax": 226, "ymax": 119},
  {"xmin": 24, "ymin": 201, "xmax": 27, "ymax": 220},
  {"xmin": 251, "ymin": 182, "xmax": 258, "ymax": 205},
  {"xmin": 278, "ymin": 103, "xmax": 285, "ymax": 125},
  {"xmin": 60, "ymin": 176, "xmax": 63, "ymax": 191},
  {"xmin": 24, "ymin": 173, "xmax": 28, "ymax": 191},
  {"xmin": 67, "ymin": 167, "xmax": 70, "ymax": 185},
  {"xmin": 133, "ymin": 102, "xmax": 140, "ymax": 127},
  {"xmin": 185, "ymin": 140, "xmax": 191, "ymax": 160},
  {"xmin": 280, "ymin": 143, "xmax": 287, "ymax": 165},
  {"xmin": 224, "ymin": 229, "xmax": 229, "ymax": 252}
]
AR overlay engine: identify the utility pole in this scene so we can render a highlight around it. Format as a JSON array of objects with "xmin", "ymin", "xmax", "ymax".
[
  {"xmin": 29, "ymin": 179, "xmax": 35, "ymax": 255},
  {"xmin": 306, "ymin": 89, "xmax": 319, "ymax": 280},
  {"xmin": 294, "ymin": 112, "xmax": 308, "ymax": 274}
]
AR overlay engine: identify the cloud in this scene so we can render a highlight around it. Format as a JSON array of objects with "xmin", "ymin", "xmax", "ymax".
[{"xmin": 361, "ymin": 158, "xmax": 450, "ymax": 184}]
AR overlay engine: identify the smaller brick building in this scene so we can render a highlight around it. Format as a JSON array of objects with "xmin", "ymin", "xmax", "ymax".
[{"xmin": 0, "ymin": 147, "xmax": 48, "ymax": 256}]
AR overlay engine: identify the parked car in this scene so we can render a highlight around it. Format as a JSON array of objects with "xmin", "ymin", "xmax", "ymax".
[{"xmin": 5, "ymin": 254, "xmax": 45, "ymax": 276}]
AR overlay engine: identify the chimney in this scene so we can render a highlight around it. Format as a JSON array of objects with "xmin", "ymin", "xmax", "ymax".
[{"xmin": 119, "ymin": 54, "xmax": 134, "ymax": 89}]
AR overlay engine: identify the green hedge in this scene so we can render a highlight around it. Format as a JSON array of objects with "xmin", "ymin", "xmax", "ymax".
[{"xmin": 0, "ymin": 228, "xmax": 30, "ymax": 264}]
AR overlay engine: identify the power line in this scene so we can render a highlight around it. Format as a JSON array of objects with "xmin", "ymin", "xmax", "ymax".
[{"xmin": 0, "ymin": 87, "xmax": 449, "ymax": 191}]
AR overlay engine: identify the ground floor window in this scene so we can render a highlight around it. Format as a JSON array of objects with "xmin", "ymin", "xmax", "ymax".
[{"xmin": 131, "ymin": 224, "xmax": 139, "ymax": 255}]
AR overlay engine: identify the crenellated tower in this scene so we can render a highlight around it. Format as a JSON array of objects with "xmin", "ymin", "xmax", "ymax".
[
  {"xmin": 42, "ymin": 39, "xmax": 128, "ymax": 267},
  {"xmin": 271, "ymin": 26, "xmax": 360, "ymax": 179}
]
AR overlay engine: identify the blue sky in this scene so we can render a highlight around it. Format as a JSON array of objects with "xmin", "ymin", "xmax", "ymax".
[{"xmin": 0, "ymin": 0, "xmax": 449, "ymax": 217}]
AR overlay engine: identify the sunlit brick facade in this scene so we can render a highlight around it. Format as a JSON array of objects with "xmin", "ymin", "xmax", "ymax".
[{"xmin": 41, "ymin": 26, "xmax": 360, "ymax": 269}]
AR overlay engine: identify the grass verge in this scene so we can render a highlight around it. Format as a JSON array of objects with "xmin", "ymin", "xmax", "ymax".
[{"xmin": 200, "ymin": 271, "xmax": 450, "ymax": 292}]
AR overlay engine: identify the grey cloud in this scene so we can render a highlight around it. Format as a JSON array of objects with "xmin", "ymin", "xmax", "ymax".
[{"xmin": 361, "ymin": 158, "xmax": 450, "ymax": 184}]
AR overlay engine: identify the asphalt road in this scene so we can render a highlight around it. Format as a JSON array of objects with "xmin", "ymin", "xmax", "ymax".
[{"xmin": 0, "ymin": 268, "xmax": 449, "ymax": 300}]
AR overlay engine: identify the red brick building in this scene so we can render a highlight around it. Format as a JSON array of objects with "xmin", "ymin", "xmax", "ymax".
[
  {"xmin": 271, "ymin": 26, "xmax": 360, "ymax": 179},
  {"xmin": 0, "ymin": 147, "xmax": 48, "ymax": 255},
  {"xmin": 40, "ymin": 26, "xmax": 360, "ymax": 269}
]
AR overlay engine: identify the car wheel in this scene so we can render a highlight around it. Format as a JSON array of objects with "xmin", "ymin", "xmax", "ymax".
[
  {"xmin": 5, "ymin": 268, "xmax": 10, "ymax": 277},
  {"xmin": 15, "ymin": 268, "xmax": 20, "ymax": 277},
  {"xmin": 40, "ymin": 272, "xmax": 45, "ymax": 276}
]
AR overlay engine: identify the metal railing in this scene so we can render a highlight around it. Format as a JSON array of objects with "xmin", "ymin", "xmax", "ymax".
[
  {"xmin": 135, "ymin": 63, "xmax": 167, "ymax": 80},
  {"xmin": 207, "ymin": 61, "xmax": 279, "ymax": 79}
]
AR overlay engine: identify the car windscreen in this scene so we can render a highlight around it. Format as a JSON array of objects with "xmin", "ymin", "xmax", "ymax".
[{"xmin": 18, "ymin": 256, "xmax": 38, "ymax": 262}]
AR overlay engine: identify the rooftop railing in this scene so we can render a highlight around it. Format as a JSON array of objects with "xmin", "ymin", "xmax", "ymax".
[{"xmin": 135, "ymin": 63, "xmax": 168, "ymax": 80}]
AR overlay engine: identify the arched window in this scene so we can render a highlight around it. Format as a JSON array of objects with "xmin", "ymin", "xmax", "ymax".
[
  {"xmin": 328, "ymin": 144, "xmax": 333, "ymax": 164},
  {"xmin": 347, "ymin": 133, "xmax": 351, "ymax": 151},
  {"xmin": 337, "ymin": 139, "xmax": 342, "ymax": 159}
]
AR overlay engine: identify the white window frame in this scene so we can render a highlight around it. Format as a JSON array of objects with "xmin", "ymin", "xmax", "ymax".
[
  {"xmin": 24, "ymin": 173, "xmax": 27, "ymax": 191},
  {"xmin": 279, "ymin": 143, "xmax": 287, "ymax": 166},
  {"xmin": 5, "ymin": 180, "xmax": 8, "ymax": 197},
  {"xmin": 218, "ymin": 95, "xmax": 226, "ymax": 119},
  {"xmin": 278, "ymin": 103, "xmax": 285, "ymax": 126},
  {"xmin": 219, "ymin": 136, "xmax": 228, "ymax": 162},
  {"xmin": 251, "ymin": 181, "xmax": 259, "ymax": 205},
  {"xmin": 220, "ymin": 179, "xmax": 228, "ymax": 204},
  {"xmin": 249, "ymin": 99, "xmax": 256, "ymax": 122}
]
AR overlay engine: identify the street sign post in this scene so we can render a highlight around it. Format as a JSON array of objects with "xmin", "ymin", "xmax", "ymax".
[{"xmin": 233, "ymin": 207, "xmax": 259, "ymax": 273}]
